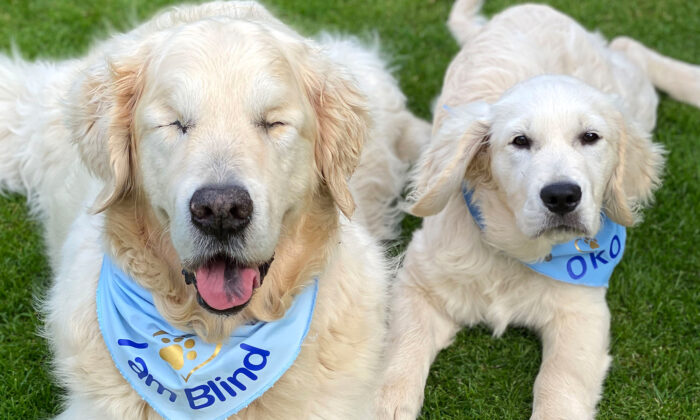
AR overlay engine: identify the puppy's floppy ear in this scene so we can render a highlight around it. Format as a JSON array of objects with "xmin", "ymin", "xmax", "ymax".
[
  {"xmin": 298, "ymin": 52, "xmax": 370, "ymax": 219},
  {"xmin": 409, "ymin": 102, "xmax": 490, "ymax": 217},
  {"xmin": 604, "ymin": 113, "xmax": 665, "ymax": 226},
  {"xmin": 67, "ymin": 44, "xmax": 148, "ymax": 213}
]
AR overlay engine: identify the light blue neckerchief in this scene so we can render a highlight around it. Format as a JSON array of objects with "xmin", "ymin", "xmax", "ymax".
[
  {"xmin": 461, "ymin": 185, "xmax": 626, "ymax": 287},
  {"xmin": 97, "ymin": 255, "xmax": 318, "ymax": 420}
]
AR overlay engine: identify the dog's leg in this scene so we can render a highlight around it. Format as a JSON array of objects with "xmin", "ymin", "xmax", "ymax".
[
  {"xmin": 0, "ymin": 54, "xmax": 39, "ymax": 198},
  {"xmin": 55, "ymin": 398, "xmax": 109, "ymax": 420},
  {"xmin": 377, "ymin": 273, "xmax": 460, "ymax": 420},
  {"xmin": 0, "ymin": 55, "xmax": 80, "ymax": 214},
  {"xmin": 56, "ymin": 395, "xmax": 157, "ymax": 420},
  {"xmin": 394, "ymin": 112, "xmax": 431, "ymax": 164},
  {"xmin": 349, "ymin": 111, "xmax": 430, "ymax": 241},
  {"xmin": 611, "ymin": 36, "xmax": 700, "ymax": 108},
  {"xmin": 530, "ymin": 294, "xmax": 611, "ymax": 420},
  {"xmin": 0, "ymin": 54, "xmax": 91, "ymax": 261}
]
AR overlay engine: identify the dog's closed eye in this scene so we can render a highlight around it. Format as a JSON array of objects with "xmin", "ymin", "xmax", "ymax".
[
  {"xmin": 158, "ymin": 120, "xmax": 192, "ymax": 134},
  {"xmin": 258, "ymin": 120, "xmax": 287, "ymax": 131}
]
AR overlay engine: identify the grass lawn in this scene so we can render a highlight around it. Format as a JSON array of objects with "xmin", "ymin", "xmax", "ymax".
[{"xmin": 0, "ymin": 0, "xmax": 697, "ymax": 418}]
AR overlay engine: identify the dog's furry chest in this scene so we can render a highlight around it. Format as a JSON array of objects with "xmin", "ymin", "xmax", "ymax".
[
  {"xmin": 43, "ymin": 212, "xmax": 386, "ymax": 419},
  {"xmin": 411, "ymin": 214, "xmax": 607, "ymax": 337}
]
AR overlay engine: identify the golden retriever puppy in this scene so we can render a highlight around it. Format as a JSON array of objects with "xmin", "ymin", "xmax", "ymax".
[
  {"xmin": 378, "ymin": 1, "xmax": 698, "ymax": 419},
  {"xmin": 0, "ymin": 1, "xmax": 429, "ymax": 418}
]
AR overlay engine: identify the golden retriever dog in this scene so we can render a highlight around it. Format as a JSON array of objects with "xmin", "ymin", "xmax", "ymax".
[
  {"xmin": 0, "ymin": 1, "xmax": 429, "ymax": 418},
  {"xmin": 378, "ymin": 1, "xmax": 698, "ymax": 419}
]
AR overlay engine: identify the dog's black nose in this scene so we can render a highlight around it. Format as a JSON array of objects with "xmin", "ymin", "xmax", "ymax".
[
  {"xmin": 190, "ymin": 185, "xmax": 253, "ymax": 239},
  {"xmin": 540, "ymin": 182, "xmax": 581, "ymax": 215}
]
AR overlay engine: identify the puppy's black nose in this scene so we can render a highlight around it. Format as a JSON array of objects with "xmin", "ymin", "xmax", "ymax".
[
  {"xmin": 540, "ymin": 182, "xmax": 581, "ymax": 215},
  {"xmin": 190, "ymin": 185, "xmax": 253, "ymax": 239}
]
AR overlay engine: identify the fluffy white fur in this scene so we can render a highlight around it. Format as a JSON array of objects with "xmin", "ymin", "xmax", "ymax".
[
  {"xmin": 378, "ymin": 1, "xmax": 698, "ymax": 419},
  {"xmin": 0, "ymin": 2, "xmax": 429, "ymax": 418}
]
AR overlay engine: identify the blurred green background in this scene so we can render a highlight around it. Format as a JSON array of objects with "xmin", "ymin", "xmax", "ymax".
[{"xmin": 0, "ymin": 0, "xmax": 697, "ymax": 418}]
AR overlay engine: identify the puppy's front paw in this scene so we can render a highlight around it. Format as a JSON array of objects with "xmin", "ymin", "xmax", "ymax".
[
  {"xmin": 375, "ymin": 378, "xmax": 424, "ymax": 420},
  {"xmin": 530, "ymin": 398, "xmax": 595, "ymax": 420}
]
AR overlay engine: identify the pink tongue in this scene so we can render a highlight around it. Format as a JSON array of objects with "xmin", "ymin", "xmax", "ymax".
[{"xmin": 195, "ymin": 260, "xmax": 259, "ymax": 311}]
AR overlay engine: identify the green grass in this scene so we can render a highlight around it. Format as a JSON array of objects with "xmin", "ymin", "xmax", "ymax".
[{"xmin": 0, "ymin": 0, "xmax": 697, "ymax": 418}]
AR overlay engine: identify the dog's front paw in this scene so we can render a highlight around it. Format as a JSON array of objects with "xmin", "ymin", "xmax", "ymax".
[{"xmin": 375, "ymin": 378, "xmax": 424, "ymax": 420}]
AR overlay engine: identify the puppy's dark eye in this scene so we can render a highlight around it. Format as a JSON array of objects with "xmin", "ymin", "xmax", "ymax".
[
  {"xmin": 511, "ymin": 135, "xmax": 531, "ymax": 149},
  {"xmin": 581, "ymin": 131, "xmax": 600, "ymax": 144}
]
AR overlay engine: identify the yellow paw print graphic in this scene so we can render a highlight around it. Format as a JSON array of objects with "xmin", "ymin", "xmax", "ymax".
[
  {"xmin": 154, "ymin": 330, "xmax": 198, "ymax": 371},
  {"xmin": 574, "ymin": 237, "xmax": 600, "ymax": 253},
  {"xmin": 153, "ymin": 330, "xmax": 222, "ymax": 382},
  {"xmin": 585, "ymin": 238, "xmax": 600, "ymax": 249}
]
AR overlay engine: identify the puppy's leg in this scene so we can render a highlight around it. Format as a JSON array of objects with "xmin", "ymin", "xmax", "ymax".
[
  {"xmin": 531, "ymin": 293, "xmax": 611, "ymax": 420},
  {"xmin": 377, "ymin": 273, "xmax": 460, "ymax": 420},
  {"xmin": 611, "ymin": 36, "xmax": 700, "ymax": 108}
]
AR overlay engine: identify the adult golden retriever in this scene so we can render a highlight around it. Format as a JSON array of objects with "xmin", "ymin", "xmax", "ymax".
[
  {"xmin": 378, "ymin": 1, "xmax": 698, "ymax": 419},
  {"xmin": 0, "ymin": 1, "xmax": 428, "ymax": 418}
]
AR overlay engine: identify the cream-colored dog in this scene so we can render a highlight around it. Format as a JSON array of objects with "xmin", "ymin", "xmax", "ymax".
[
  {"xmin": 378, "ymin": 1, "xmax": 699, "ymax": 419},
  {"xmin": 0, "ymin": 2, "xmax": 429, "ymax": 418}
]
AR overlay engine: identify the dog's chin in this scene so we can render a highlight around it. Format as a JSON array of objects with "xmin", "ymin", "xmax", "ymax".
[
  {"xmin": 533, "ymin": 215, "xmax": 589, "ymax": 243},
  {"xmin": 181, "ymin": 253, "xmax": 274, "ymax": 316}
]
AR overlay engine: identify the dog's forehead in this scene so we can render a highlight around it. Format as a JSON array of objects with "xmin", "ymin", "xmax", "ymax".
[{"xmin": 147, "ymin": 20, "xmax": 300, "ymax": 102}]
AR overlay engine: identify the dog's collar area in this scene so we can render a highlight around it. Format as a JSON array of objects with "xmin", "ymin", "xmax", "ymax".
[
  {"xmin": 97, "ymin": 255, "xmax": 317, "ymax": 420},
  {"xmin": 461, "ymin": 184, "xmax": 626, "ymax": 287},
  {"xmin": 462, "ymin": 187, "xmax": 486, "ymax": 230}
]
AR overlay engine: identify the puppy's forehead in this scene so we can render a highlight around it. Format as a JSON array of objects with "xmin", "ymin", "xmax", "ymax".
[{"xmin": 493, "ymin": 76, "xmax": 614, "ymax": 137}]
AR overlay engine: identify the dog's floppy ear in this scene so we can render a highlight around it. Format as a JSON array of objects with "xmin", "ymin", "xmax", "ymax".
[
  {"xmin": 409, "ymin": 102, "xmax": 490, "ymax": 217},
  {"xmin": 298, "ymin": 52, "xmax": 370, "ymax": 219},
  {"xmin": 67, "ymin": 44, "xmax": 148, "ymax": 213},
  {"xmin": 604, "ymin": 113, "xmax": 665, "ymax": 226}
]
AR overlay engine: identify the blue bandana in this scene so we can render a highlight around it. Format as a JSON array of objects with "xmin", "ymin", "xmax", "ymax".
[
  {"xmin": 462, "ymin": 186, "xmax": 626, "ymax": 287},
  {"xmin": 97, "ymin": 255, "xmax": 318, "ymax": 420}
]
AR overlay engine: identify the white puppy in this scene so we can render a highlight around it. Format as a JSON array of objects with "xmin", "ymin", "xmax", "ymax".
[
  {"xmin": 378, "ymin": 1, "xmax": 698, "ymax": 419},
  {"xmin": 0, "ymin": 2, "xmax": 429, "ymax": 418}
]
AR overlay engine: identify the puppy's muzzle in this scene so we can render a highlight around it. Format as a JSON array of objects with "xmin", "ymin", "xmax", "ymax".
[
  {"xmin": 540, "ymin": 182, "xmax": 581, "ymax": 215},
  {"xmin": 540, "ymin": 182, "xmax": 581, "ymax": 216}
]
